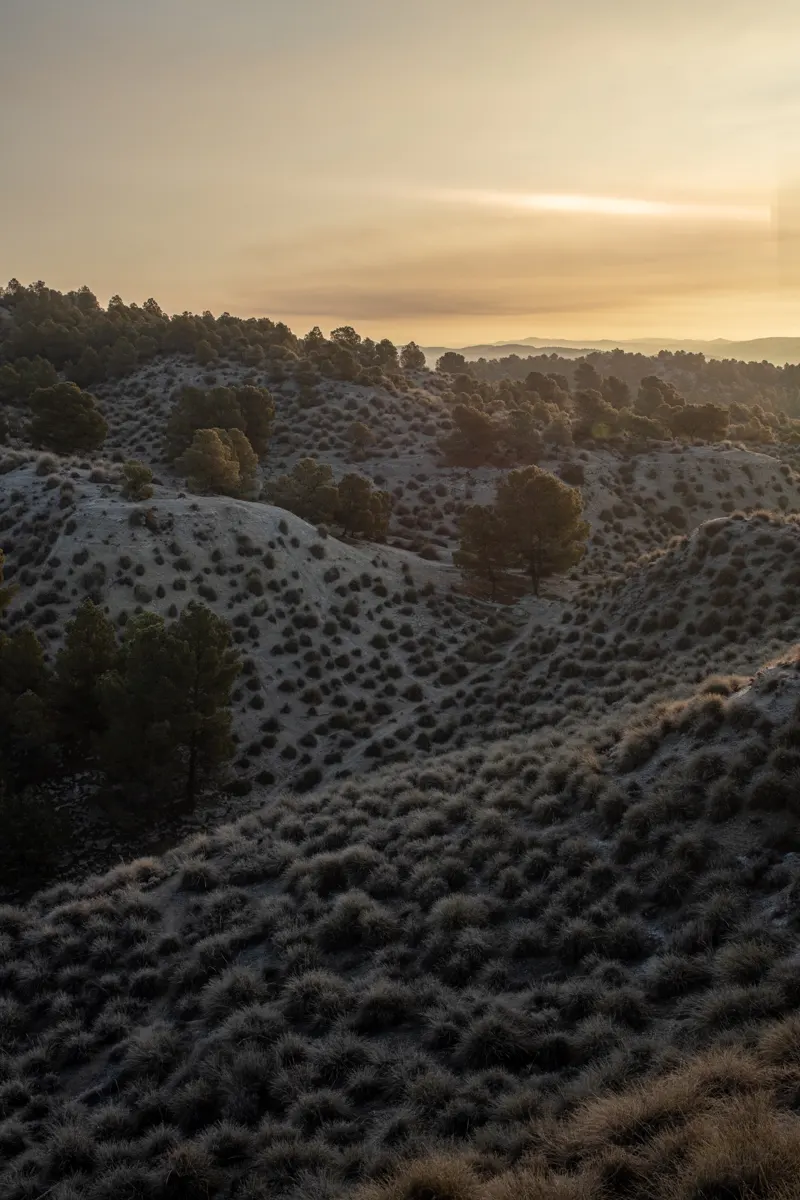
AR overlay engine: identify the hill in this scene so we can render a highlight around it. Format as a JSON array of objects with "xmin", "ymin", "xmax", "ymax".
[
  {"xmin": 423, "ymin": 343, "xmax": 594, "ymax": 363},
  {"xmin": 4, "ymin": 640, "xmax": 800, "ymax": 1198},
  {"xmin": 5, "ymin": 282, "xmax": 800, "ymax": 1199},
  {"xmin": 424, "ymin": 336, "xmax": 800, "ymax": 366},
  {"xmin": 5, "ymin": 349, "xmax": 800, "ymax": 888}
]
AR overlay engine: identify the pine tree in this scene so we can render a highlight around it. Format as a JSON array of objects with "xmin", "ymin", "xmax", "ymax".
[
  {"xmin": 436, "ymin": 351, "xmax": 468, "ymax": 374},
  {"xmin": 0, "ymin": 625, "xmax": 53, "ymax": 791},
  {"xmin": 169, "ymin": 603, "xmax": 241, "ymax": 805},
  {"xmin": 107, "ymin": 336, "xmax": 138, "ymax": 377},
  {"xmin": 266, "ymin": 458, "xmax": 339, "ymax": 524},
  {"xmin": 337, "ymin": 474, "xmax": 392, "ymax": 540},
  {"xmin": 0, "ymin": 549, "xmax": 15, "ymax": 613},
  {"xmin": 98, "ymin": 605, "xmax": 239, "ymax": 805},
  {"xmin": 504, "ymin": 404, "xmax": 543, "ymax": 463},
  {"xmin": 67, "ymin": 346, "xmax": 104, "ymax": 388},
  {"xmin": 572, "ymin": 389, "xmax": 619, "ymax": 441},
  {"xmin": 195, "ymin": 339, "xmax": 218, "ymax": 366},
  {"xmin": 494, "ymin": 466, "xmax": 589, "ymax": 595},
  {"xmin": 29, "ymin": 382, "xmax": 107, "ymax": 453},
  {"xmin": 235, "ymin": 385, "xmax": 275, "ymax": 456},
  {"xmin": 367, "ymin": 488, "xmax": 392, "ymax": 542},
  {"xmin": 165, "ymin": 386, "xmax": 244, "ymax": 460},
  {"xmin": 52, "ymin": 600, "xmax": 118, "ymax": 760},
  {"xmin": 226, "ymin": 427, "xmax": 259, "ymax": 494},
  {"xmin": 440, "ymin": 404, "xmax": 498, "ymax": 465},
  {"xmin": 635, "ymin": 375, "xmax": 685, "ymax": 417},
  {"xmin": 17, "ymin": 357, "xmax": 58, "ymax": 398},
  {"xmin": 0, "ymin": 363, "xmax": 22, "ymax": 402},
  {"xmin": 176, "ymin": 428, "xmax": 242, "ymax": 495},
  {"xmin": 454, "ymin": 506, "xmax": 512, "ymax": 600},
  {"xmin": 543, "ymin": 412, "xmax": 573, "ymax": 446},
  {"xmin": 574, "ymin": 360, "xmax": 603, "ymax": 391},
  {"xmin": 165, "ymin": 384, "xmax": 274, "ymax": 460},
  {"xmin": 602, "ymin": 374, "xmax": 631, "ymax": 410},
  {"xmin": 400, "ymin": 341, "xmax": 426, "ymax": 370},
  {"xmin": 97, "ymin": 613, "xmax": 171, "ymax": 796},
  {"xmin": 669, "ymin": 403, "xmax": 729, "ymax": 441}
]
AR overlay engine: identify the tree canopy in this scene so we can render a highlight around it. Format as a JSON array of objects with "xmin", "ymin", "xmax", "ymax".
[
  {"xmin": 0, "ymin": 549, "xmax": 14, "ymax": 614},
  {"xmin": 176, "ymin": 427, "xmax": 259, "ymax": 497},
  {"xmin": 495, "ymin": 467, "xmax": 589, "ymax": 593},
  {"xmin": 401, "ymin": 342, "xmax": 427, "ymax": 370},
  {"xmin": 456, "ymin": 467, "xmax": 589, "ymax": 597},
  {"xmin": 98, "ymin": 604, "xmax": 240, "ymax": 805},
  {"xmin": 52, "ymin": 601, "xmax": 118, "ymax": 761},
  {"xmin": 266, "ymin": 458, "xmax": 340, "ymax": 525},
  {"xmin": 265, "ymin": 459, "xmax": 392, "ymax": 540},
  {"xmin": 337, "ymin": 474, "xmax": 392, "ymax": 540},
  {"xmin": 29, "ymin": 381, "xmax": 107, "ymax": 453},
  {"xmin": 453, "ymin": 506, "xmax": 513, "ymax": 600},
  {"xmin": 165, "ymin": 384, "xmax": 275, "ymax": 460}
]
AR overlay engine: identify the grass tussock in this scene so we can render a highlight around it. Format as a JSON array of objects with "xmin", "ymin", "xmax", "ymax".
[{"xmin": 362, "ymin": 1036, "xmax": 800, "ymax": 1200}]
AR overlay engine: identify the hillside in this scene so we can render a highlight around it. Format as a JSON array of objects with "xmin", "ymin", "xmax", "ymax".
[
  {"xmin": 4, "ymin": 650, "xmax": 800, "ymax": 1198},
  {"xmin": 5, "ymin": 288, "xmax": 800, "ymax": 1198},
  {"xmin": 6, "ymin": 353, "xmax": 800, "ymax": 886}
]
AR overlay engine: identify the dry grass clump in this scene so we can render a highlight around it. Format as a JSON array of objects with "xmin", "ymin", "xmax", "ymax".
[{"xmin": 360, "ymin": 1038, "xmax": 800, "ymax": 1200}]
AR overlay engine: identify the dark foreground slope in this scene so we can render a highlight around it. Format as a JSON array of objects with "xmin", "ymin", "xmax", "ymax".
[
  {"xmin": 4, "ymin": 653, "xmax": 800, "ymax": 1199},
  {"xmin": 361, "ymin": 1034, "xmax": 800, "ymax": 1200}
]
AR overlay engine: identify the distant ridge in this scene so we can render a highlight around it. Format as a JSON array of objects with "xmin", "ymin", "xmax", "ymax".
[
  {"xmin": 421, "ymin": 343, "xmax": 595, "ymax": 363},
  {"xmin": 422, "ymin": 335, "xmax": 800, "ymax": 367}
]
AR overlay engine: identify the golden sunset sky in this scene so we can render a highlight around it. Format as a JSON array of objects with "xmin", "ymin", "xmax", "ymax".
[{"xmin": 1, "ymin": 0, "xmax": 799, "ymax": 343}]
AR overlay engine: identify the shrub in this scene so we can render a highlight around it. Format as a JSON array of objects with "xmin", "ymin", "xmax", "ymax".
[{"xmin": 120, "ymin": 460, "xmax": 154, "ymax": 501}]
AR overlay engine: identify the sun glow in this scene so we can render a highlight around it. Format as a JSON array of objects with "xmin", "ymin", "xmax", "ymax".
[{"xmin": 416, "ymin": 188, "xmax": 772, "ymax": 224}]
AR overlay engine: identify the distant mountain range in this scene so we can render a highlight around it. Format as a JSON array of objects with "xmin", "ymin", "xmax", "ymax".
[{"xmin": 421, "ymin": 336, "xmax": 800, "ymax": 367}]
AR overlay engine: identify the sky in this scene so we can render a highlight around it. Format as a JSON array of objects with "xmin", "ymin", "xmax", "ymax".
[{"xmin": 1, "ymin": 0, "xmax": 799, "ymax": 344}]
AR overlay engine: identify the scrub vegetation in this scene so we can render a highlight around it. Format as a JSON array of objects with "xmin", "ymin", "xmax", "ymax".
[{"xmin": 3, "ymin": 280, "xmax": 800, "ymax": 1198}]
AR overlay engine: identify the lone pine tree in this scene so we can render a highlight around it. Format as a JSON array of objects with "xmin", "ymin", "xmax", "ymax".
[
  {"xmin": 495, "ymin": 466, "xmax": 589, "ymax": 594},
  {"xmin": 456, "ymin": 467, "xmax": 589, "ymax": 597},
  {"xmin": 337, "ymin": 474, "xmax": 392, "ymax": 540}
]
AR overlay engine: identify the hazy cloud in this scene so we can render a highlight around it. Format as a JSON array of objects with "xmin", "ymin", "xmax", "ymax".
[
  {"xmin": 2, "ymin": 0, "xmax": 799, "ymax": 338},
  {"xmin": 239, "ymin": 211, "xmax": 780, "ymax": 323}
]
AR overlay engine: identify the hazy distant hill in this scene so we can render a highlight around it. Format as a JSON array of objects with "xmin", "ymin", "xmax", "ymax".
[
  {"xmin": 422, "ymin": 342, "xmax": 594, "ymax": 363},
  {"xmin": 423, "ymin": 335, "xmax": 800, "ymax": 366}
]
